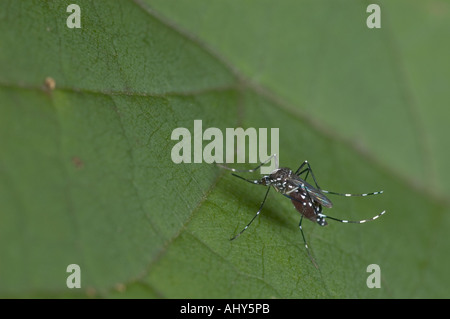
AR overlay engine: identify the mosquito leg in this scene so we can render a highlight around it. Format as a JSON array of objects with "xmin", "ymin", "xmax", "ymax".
[
  {"xmin": 294, "ymin": 160, "xmax": 308, "ymax": 176},
  {"xmin": 230, "ymin": 187, "xmax": 271, "ymax": 241},
  {"xmin": 217, "ymin": 154, "xmax": 278, "ymax": 174},
  {"xmin": 295, "ymin": 160, "xmax": 323, "ymax": 190},
  {"xmin": 320, "ymin": 189, "xmax": 384, "ymax": 197},
  {"xmin": 231, "ymin": 173, "xmax": 264, "ymax": 186},
  {"xmin": 299, "ymin": 215, "xmax": 319, "ymax": 269},
  {"xmin": 295, "ymin": 161, "xmax": 383, "ymax": 197},
  {"xmin": 318, "ymin": 210, "xmax": 386, "ymax": 224}
]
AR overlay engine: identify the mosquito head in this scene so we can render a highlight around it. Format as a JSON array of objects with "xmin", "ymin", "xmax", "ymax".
[{"xmin": 260, "ymin": 175, "xmax": 271, "ymax": 186}]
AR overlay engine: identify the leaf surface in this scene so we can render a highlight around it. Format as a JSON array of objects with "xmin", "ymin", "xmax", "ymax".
[{"xmin": 0, "ymin": 0, "xmax": 449, "ymax": 298}]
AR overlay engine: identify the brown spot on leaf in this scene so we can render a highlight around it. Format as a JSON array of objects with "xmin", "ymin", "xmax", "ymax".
[
  {"xmin": 72, "ymin": 156, "xmax": 84, "ymax": 169},
  {"xmin": 114, "ymin": 283, "xmax": 126, "ymax": 293},
  {"xmin": 43, "ymin": 76, "xmax": 56, "ymax": 91}
]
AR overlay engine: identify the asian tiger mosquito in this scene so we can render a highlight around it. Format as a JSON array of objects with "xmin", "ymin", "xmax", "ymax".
[{"xmin": 218, "ymin": 154, "xmax": 385, "ymax": 269}]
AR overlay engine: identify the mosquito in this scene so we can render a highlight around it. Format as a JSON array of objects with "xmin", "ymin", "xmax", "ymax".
[{"xmin": 218, "ymin": 154, "xmax": 386, "ymax": 269}]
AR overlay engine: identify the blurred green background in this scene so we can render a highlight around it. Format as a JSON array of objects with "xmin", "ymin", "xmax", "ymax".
[{"xmin": 0, "ymin": 0, "xmax": 449, "ymax": 298}]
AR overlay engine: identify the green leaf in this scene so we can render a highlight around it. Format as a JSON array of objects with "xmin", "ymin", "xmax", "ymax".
[{"xmin": 1, "ymin": 0, "xmax": 449, "ymax": 298}]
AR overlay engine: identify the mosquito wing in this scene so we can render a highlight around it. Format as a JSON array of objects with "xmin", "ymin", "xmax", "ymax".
[{"xmin": 289, "ymin": 176, "xmax": 333, "ymax": 208}]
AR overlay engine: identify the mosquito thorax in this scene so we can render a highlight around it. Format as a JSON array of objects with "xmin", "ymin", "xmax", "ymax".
[{"xmin": 266, "ymin": 167, "xmax": 293, "ymax": 193}]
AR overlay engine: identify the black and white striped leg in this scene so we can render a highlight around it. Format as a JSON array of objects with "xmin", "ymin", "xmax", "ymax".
[
  {"xmin": 295, "ymin": 161, "xmax": 384, "ymax": 198},
  {"xmin": 299, "ymin": 215, "xmax": 319, "ymax": 269},
  {"xmin": 217, "ymin": 154, "xmax": 278, "ymax": 174},
  {"xmin": 320, "ymin": 189, "xmax": 384, "ymax": 197},
  {"xmin": 230, "ymin": 173, "xmax": 264, "ymax": 186},
  {"xmin": 295, "ymin": 160, "xmax": 323, "ymax": 190},
  {"xmin": 318, "ymin": 210, "xmax": 386, "ymax": 224},
  {"xmin": 230, "ymin": 187, "xmax": 271, "ymax": 241}
]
